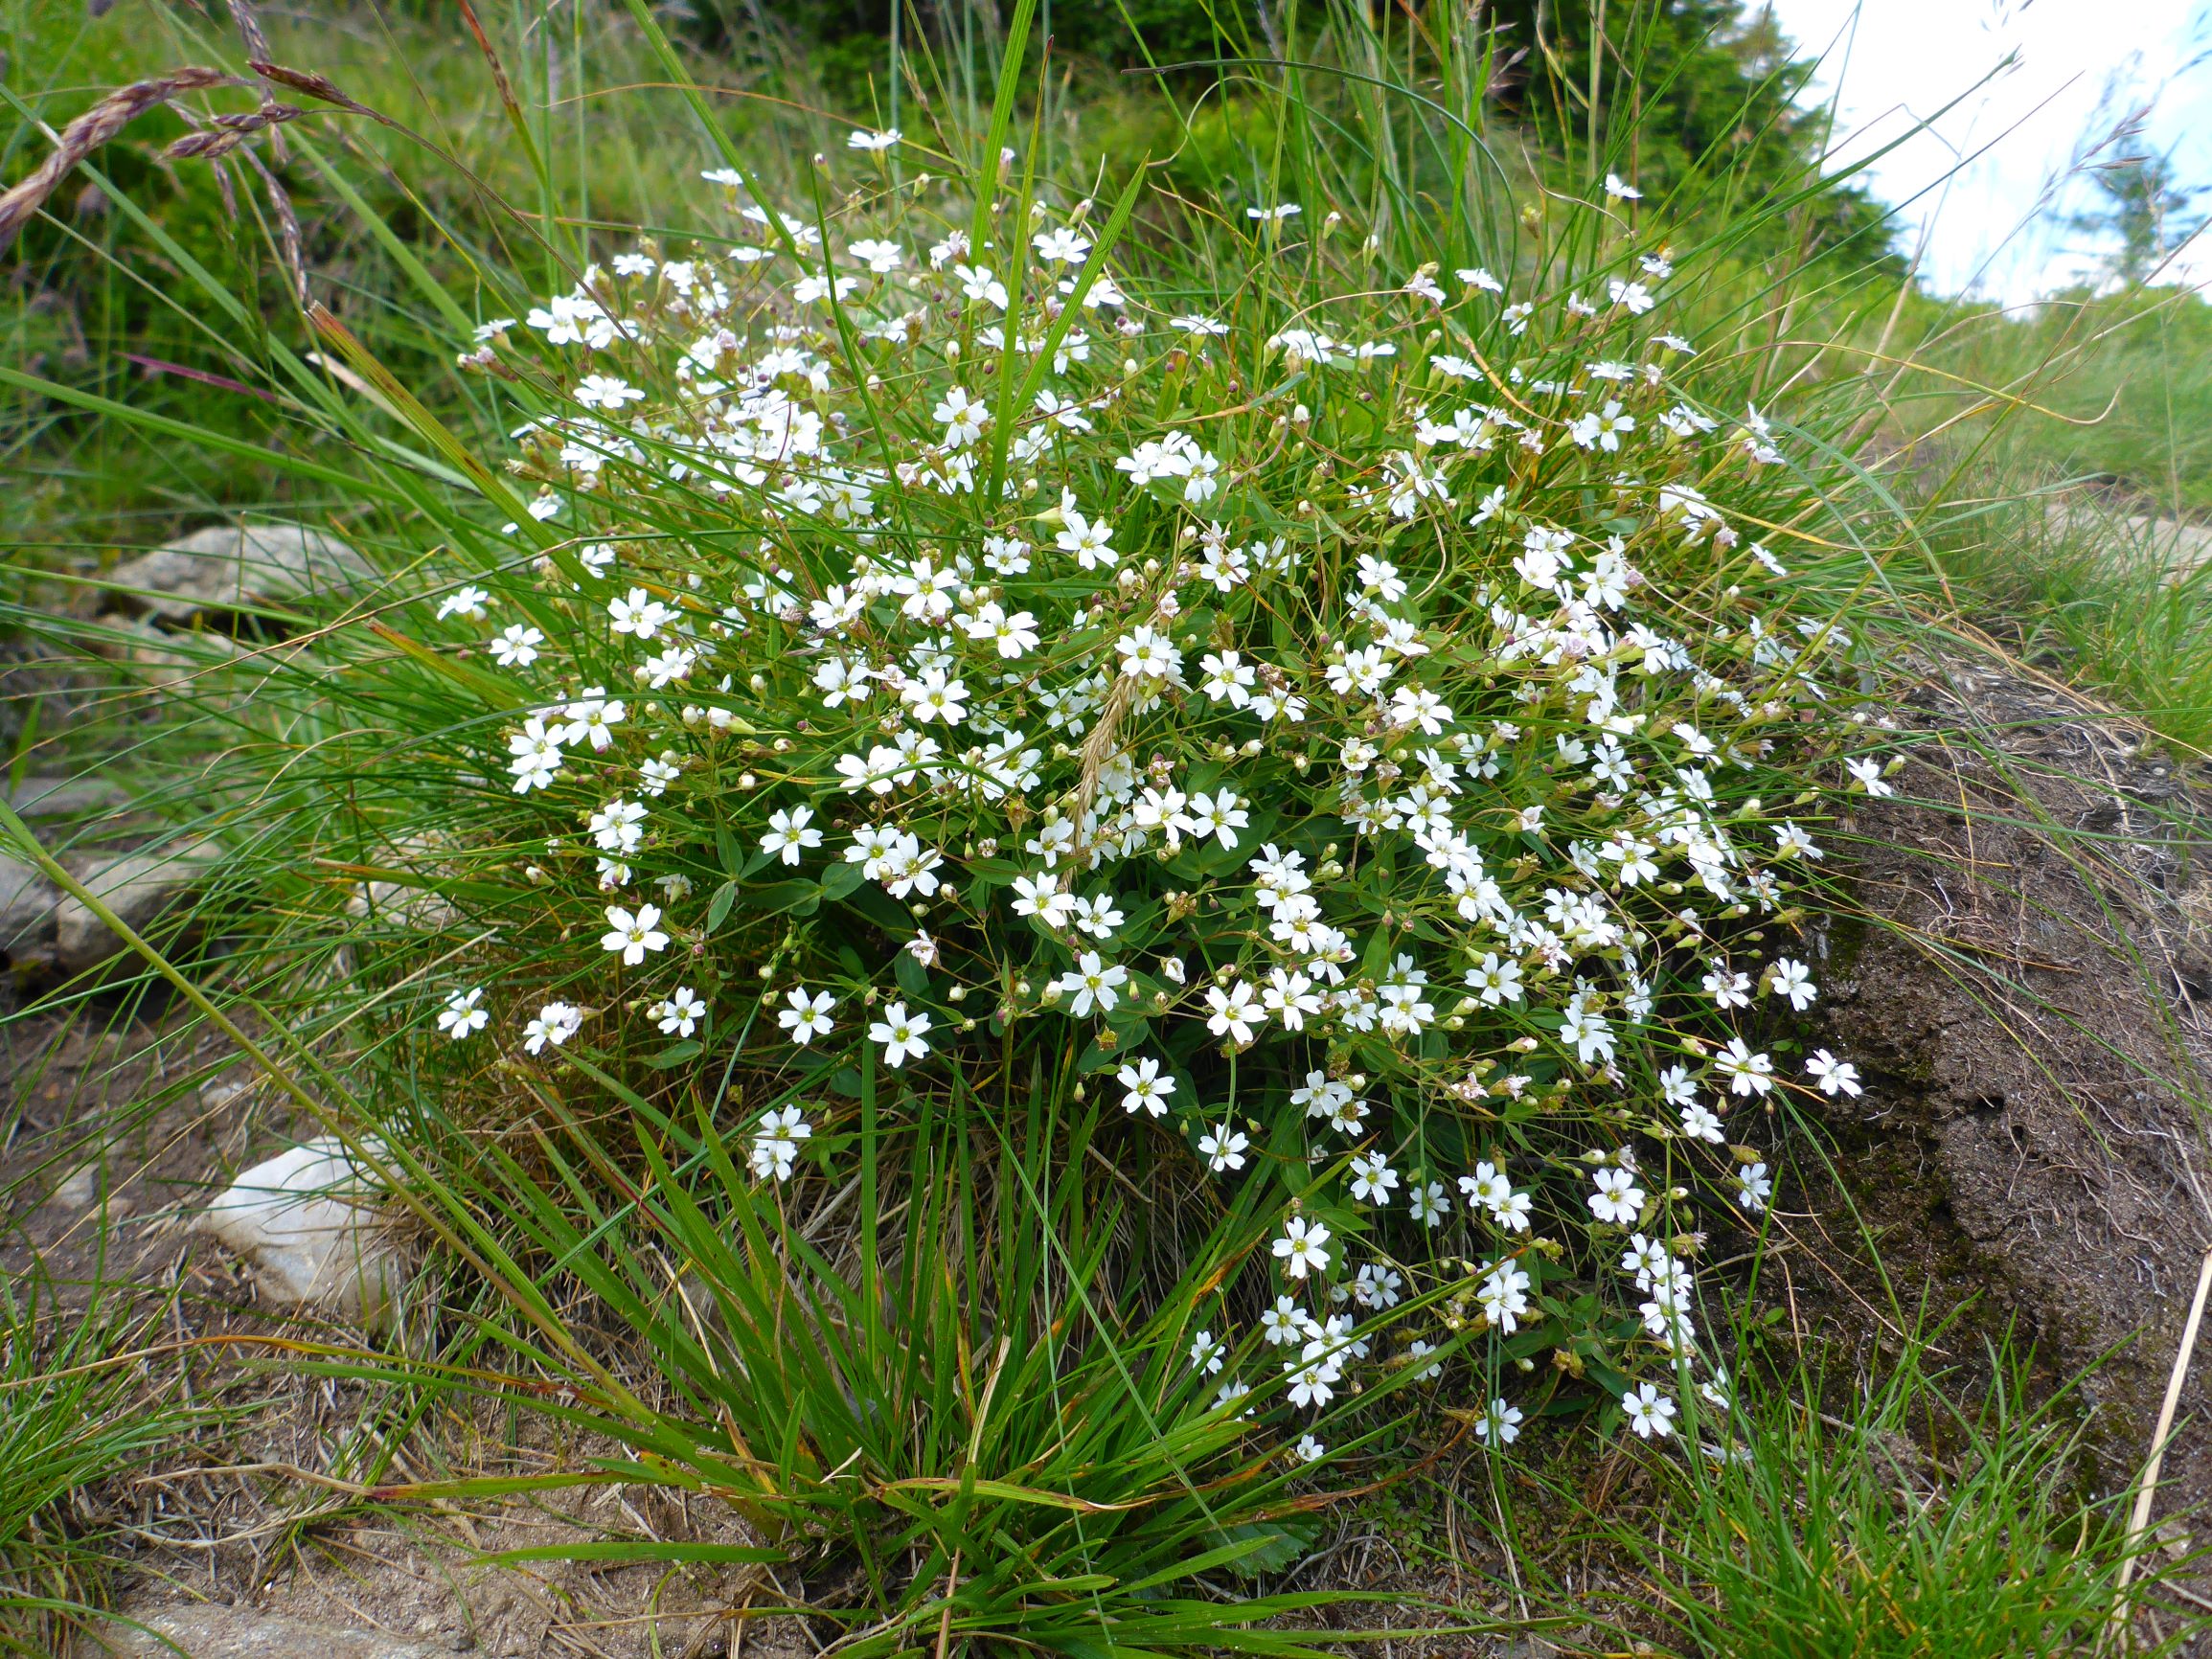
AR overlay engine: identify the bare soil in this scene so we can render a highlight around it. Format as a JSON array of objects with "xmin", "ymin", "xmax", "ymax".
[{"xmin": 1783, "ymin": 656, "xmax": 2212, "ymax": 1642}]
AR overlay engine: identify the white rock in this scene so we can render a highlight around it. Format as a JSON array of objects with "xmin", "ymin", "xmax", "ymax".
[{"xmin": 199, "ymin": 1139, "xmax": 402, "ymax": 1326}]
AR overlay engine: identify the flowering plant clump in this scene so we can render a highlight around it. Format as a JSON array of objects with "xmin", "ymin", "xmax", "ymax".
[{"xmin": 398, "ymin": 144, "xmax": 1869, "ymax": 1462}]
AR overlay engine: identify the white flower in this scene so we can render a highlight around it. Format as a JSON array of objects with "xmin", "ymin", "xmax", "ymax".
[
  {"xmin": 846, "ymin": 126, "xmax": 901, "ymax": 151},
  {"xmin": 1767, "ymin": 957, "xmax": 1816, "ymax": 1011},
  {"xmin": 901, "ymin": 668, "xmax": 970, "ymax": 725},
  {"xmin": 1292, "ymin": 1433, "xmax": 1326, "ymax": 1463},
  {"xmin": 1714, "ymin": 1036, "xmax": 1775, "ymax": 1098},
  {"xmin": 1459, "ymin": 1161, "xmax": 1527, "ymax": 1227},
  {"xmin": 869, "ymin": 1000, "xmax": 932, "ymax": 1067},
  {"xmin": 1349, "ymin": 1152, "xmax": 1399, "ymax": 1205},
  {"xmin": 1184, "ymin": 789, "xmax": 1249, "ymax": 849},
  {"xmin": 574, "ymin": 373, "xmax": 644, "ymax": 410},
  {"xmin": 1806, "ymin": 1048, "xmax": 1862, "ymax": 1098},
  {"xmin": 490, "ymin": 624, "xmax": 544, "ymax": 667},
  {"xmin": 589, "ymin": 798, "xmax": 647, "ymax": 854},
  {"xmin": 1845, "ymin": 756, "xmax": 1895, "ymax": 797},
  {"xmin": 436, "ymin": 585, "xmax": 490, "ymax": 622},
  {"xmin": 1272, "ymin": 1216, "xmax": 1332, "ymax": 1279},
  {"xmin": 1204, "ymin": 982, "xmax": 1264, "ymax": 1046},
  {"xmin": 1031, "ymin": 226, "xmax": 1093, "ymax": 264},
  {"xmin": 1116, "ymin": 1056, "xmax": 1176, "ymax": 1118},
  {"xmin": 761, "ymin": 805, "xmax": 824, "ymax": 865},
  {"xmin": 750, "ymin": 1104, "xmax": 813, "ymax": 1182},
  {"xmin": 522, "ymin": 1000, "xmax": 582, "ymax": 1055},
  {"xmin": 1056, "ymin": 509, "xmax": 1117, "ymax": 570},
  {"xmin": 1055, "ymin": 951, "xmax": 1128, "ymax": 1017},
  {"xmin": 1737, "ymin": 1162, "xmax": 1773, "ymax": 1214},
  {"xmin": 1587, "ymin": 1167, "xmax": 1645, "ymax": 1225},
  {"xmin": 437, "ymin": 987, "xmax": 488, "ymax": 1040},
  {"xmin": 1679, "ymin": 1102, "xmax": 1725, "ymax": 1143},
  {"xmin": 1246, "ymin": 202, "xmax": 1302, "ymax": 221},
  {"xmin": 1285, "ymin": 1356, "xmax": 1334, "ymax": 1410},
  {"xmin": 1603, "ymin": 172, "xmax": 1642, "ymax": 200},
  {"xmin": 1114, "ymin": 625, "xmax": 1182, "ymax": 683},
  {"xmin": 1189, "ymin": 1329, "xmax": 1224, "ymax": 1375},
  {"xmin": 508, "ymin": 717, "xmax": 563, "ymax": 793},
  {"xmin": 1197, "ymin": 1122, "xmax": 1249, "ymax": 1172},
  {"xmin": 1407, "ymin": 1181, "xmax": 1449, "ymax": 1227},
  {"xmin": 1622, "ymin": 1381, "xmax": 1676, "ymax": 1439},
  {"xmin": 847, "ymin": 238, "xmax": 904, "ymax": 273},
  {"xmin": 965, "ymin": 602, "xmax": 1039, "ymax": 659},
  {"xmin": 607, "ymin": 588, "xmax": 673, "ymax": 639},
  {"xmin": 1476, "ymin": 1398, "xmax": 1523, "ymax": 1444},
  {"xmin": 934, "ymin": 385, "xmax": 989, "ymax": 448},
  {"xmin": 650, "ymin": 986, "xmax": 706, "ymax": 1037},
  {"xmin": 778, "ymin": 987, "xmax": 836, "ymax": 1045},
  {"xmin": 1260, "ymin": 1297, "xmax": 1306, "ymax": 1346},
  {"xmin": 600, "ymin": 903, "xmax": 669, "ymax": 965},
  {"xmin": 792, "ymin": 271, "xmax": 859, "ymax": 306}
]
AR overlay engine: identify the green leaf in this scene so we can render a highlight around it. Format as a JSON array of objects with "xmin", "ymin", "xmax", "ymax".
[
  {"xmin": 367, "ymin": 624, "xmax": 524, "ymax": 709},
  {"xmin": 707, "ymin": 880, "xmax": 740, "ymax": 933},
  {"xmin": 748, "ymin": 880, "xmax": 822, "ymax": 919},
  {"xmin": 894, "ymin": 948, "xmax": 930, "ymax": 996},
  {"xmin": 647, "ymin": 1041, "xmax": 703, "ymax": 1070}
]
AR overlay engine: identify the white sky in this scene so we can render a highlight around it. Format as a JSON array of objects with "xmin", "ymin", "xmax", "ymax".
[{"xmin": 1760, "ymin": 0, "xmax": 2212, "ymax": 300}]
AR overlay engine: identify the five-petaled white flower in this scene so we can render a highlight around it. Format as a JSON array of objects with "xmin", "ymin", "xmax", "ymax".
[
  {"xmin": 650, "ymin": 986, "xmax": 705, "ymax": 1036},
  {"xmin": 1055, "ymin": 952, "xmax": 1128, "ymax": 1018},
  {"xmin": 600, "ymin": 903, "xmax": 669, "ymax": 965},
  {"xmin": 522, "ymin": 1001, "xmax": 582, "ymax": 1055},
  {"xmin": 762, "ymin": 805, "xmax": 824, "ymax": 865},
  {"xmin": 1116, "ymin": 1056, "xmax": 1175, "ymax": 1117},
  {"xmin": 437, "ymin": 987, "xmax": 489, "ymax": 1040},
  {"xmin": 869, "ymin": 1000, "xmax": 932, "ymax": 1067},
  {"xmin": 1622, "ymin": 1381, "xmax": 1676, "ymax": 1439},
  {"xmin": 1806, "ymin": 1048, "xmax": 1862, "ymax": 1098},
  {"xmin": 1587, "ymin": 1167, "xmax": 1645, "ymax": 1225},
  {"xmin": 778, "ymin": 987, "xmax": 836, "ymax": 1045},
  {"xmin": 1272, "ymin": 1216, "xmax": 1332, "ymax": 1279},
  {"xmin": 1197, "ymin": 1122, "xmax": 1249, "ymax": 1172}
]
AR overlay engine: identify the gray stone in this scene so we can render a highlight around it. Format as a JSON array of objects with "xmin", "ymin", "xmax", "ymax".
[
  {"xmin": 2, "ymin": 774, "xmax": 133, "ymax": 821},
  {"xmin": 108, "ymin": 522, "xmax": 375, "ymax": 623},
  {"xmin": 0, "ymin": 849, "xmax": 59, "ymax": 963},
  {"xmin": 90, "ymin": 1603, "xmax": 450, "ymax": 1658},
  {"xmin": 199, "ymin": 1139, "xmax": 402, "ymax": 1326},
  {"xmin": 91, "ymin": 616, "xmax": 240, "ymax": 693},
  {"xmin": 54, "ymin": 839, "xmax": 221, "ymax": 975},
  {"xmin": 2043, "ymin": 499, "xmax": 2212, "ymax": 574}
]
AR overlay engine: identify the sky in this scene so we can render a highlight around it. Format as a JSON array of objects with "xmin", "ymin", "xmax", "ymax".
[{"xmin": 1758, "ymin": 0, "xmax": 2212, "ymax": 301}]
